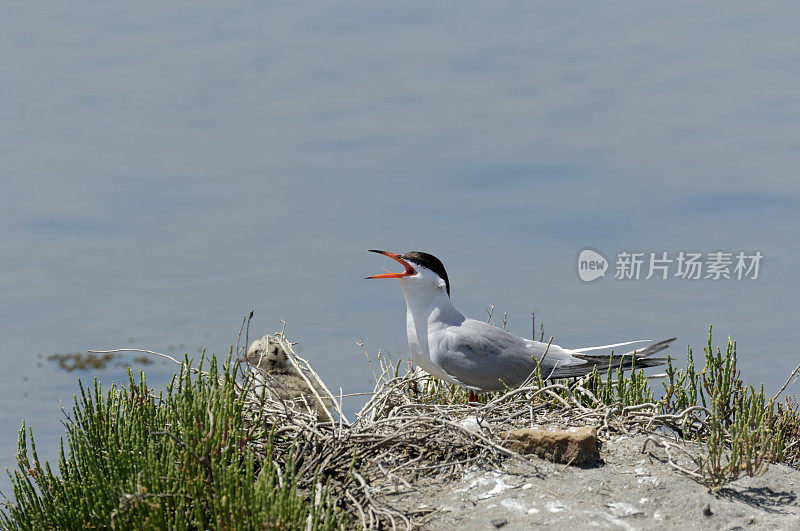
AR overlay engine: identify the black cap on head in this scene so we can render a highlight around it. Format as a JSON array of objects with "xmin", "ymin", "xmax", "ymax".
[{"xmin": 400, "ymin": 251, "xmax": 450, "ymax": 295}]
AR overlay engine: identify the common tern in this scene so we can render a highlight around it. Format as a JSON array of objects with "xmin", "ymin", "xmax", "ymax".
[{"xmin": 366, "ymin": 250, "xmax": 674, "ymax": 401}]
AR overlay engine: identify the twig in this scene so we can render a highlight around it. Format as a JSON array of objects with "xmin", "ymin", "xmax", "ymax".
[
  {"xmin": 88, "ymin": 348, "xmax": 182, "ymax": 366},
  {"xmin": 236, "ymin": 314, "xmax": 247, "ymax": 359},
  {"xmin": 245, "ymin": 310, "xmax": 253, "ymax": 358},
  {"xmin": 773, "ymin": 362, "xmax": 800, "ymax": 402},
  {"xmin": 278, "ymin": 336, "xmax": 349, "ymax": 425}
]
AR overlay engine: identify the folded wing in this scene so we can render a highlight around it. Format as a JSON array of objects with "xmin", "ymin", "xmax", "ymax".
[{"xmin": 433, "ymin": 319, "xmax": 674, "ymax": 392}]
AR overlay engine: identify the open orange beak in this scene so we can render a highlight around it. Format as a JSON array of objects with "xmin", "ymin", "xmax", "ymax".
[{"xmin": 365, "ymin": 250, "xmax": 417, "ymax": 279}]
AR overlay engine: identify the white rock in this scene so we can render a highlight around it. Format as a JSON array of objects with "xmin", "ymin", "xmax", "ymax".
[
  {"xmin": 637, "ymin": 475, "xmax": 660, "ymax": 487},
  {"xmin": 479, "ymin": 477, "xmax": 512, "ymax": 500},
  {"xmin": 606, "ymin": 502, "xmax": 644, "ymax": 517},
  {"xmin": 500, "ymin": 498, "xmax": 526, "ymax": 513},
  {"xmin": 457, "ymin": 415, "xmax": 492, "ymax": 433}
]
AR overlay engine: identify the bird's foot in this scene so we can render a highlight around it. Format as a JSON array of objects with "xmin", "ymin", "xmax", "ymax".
[{"xmin": 468, "ymin": 390, "xmax": 479, "ymax": 405}]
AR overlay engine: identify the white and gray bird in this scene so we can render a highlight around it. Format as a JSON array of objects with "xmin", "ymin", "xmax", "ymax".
[{"xmin": 366, "ymin": 250, "xmax": 675, "ymax": 401}]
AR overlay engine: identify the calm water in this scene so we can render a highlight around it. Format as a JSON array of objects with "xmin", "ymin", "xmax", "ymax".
[{"xmin": 2, "ymin": 2, "xmax": 799, "ymax": 495}]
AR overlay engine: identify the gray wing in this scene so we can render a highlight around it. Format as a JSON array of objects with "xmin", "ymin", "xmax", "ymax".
[{"xmin": 433, "ymin": 319, "xmax": 586, "ymax": 392}]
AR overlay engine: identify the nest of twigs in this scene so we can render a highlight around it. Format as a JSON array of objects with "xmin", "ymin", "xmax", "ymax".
[{"xmin": 238, "ymin": 331, "xmax": 713, "ymax": 529}]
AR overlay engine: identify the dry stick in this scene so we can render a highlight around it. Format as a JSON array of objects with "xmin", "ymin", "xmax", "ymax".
[
  {"xmin": 356, "ymin": 374, "xmax": 434, "ymax": 425},
  {"xmin": 377, "ymin": 463, "xmax": 413, "ymax": 490},
  {"xmin": 358, "ymin": 340, "xmax": 379, "ymax": 383},
  {"xmin": 622, "ymin": 402, "xmax": 659, "ymax": 413},
  {"xmin": 559, "ymin": 456, "xmax": 577, "ymax": 472},
  {"xmin": 538, "ymin": 336, "xmax": 554, "ymax": 365},
  {"xmin": 275, "ymin": 335, "xmax": 342, "ymax": 425},
  {"xmin": 345, "ymin": 491, "xmax": 367, "ymax": 530},
  {"xmin": 387, "ymin": 454, "xmax": 425, "ymax": 475},
  {"xmin": 336, "ymin": 391, "xmax": 375, "ymax": 398},
  {"xmin": 235, "ymin": 314, "xmax": 247, "ymax": 359},
  {"xmin": 484, "ymin": 382, "xmax": 575, "ymax": 415},
  {"xmin": 773, "ymin": 362, "xmax": 800, "ymax": 402},
  {"xmin": 245, "ymin": 310, "xmax": 253, "ymax": 358},
  {"xmin": 434, "ymin": 417, "xmax": 527, "ymax": 461},
  {"xmin": 351, "ymin": 470, "xmax": 407, "ymax": 530},
  {"xmin": 641, "ymin": 435, "xmax": 703, "ymax": 479},
  {"xmin": 408, "ymin": 458, "xmax": 475, "ymax": 471},
  {"xmin": 644, "ymin": 405, "xmax": 711, "ymax": 431},
  {"xmin": 291, "ymin": 345, "xmax": 348, "ymax": 420},
  {"xmin": 573, "ymin": 385, "xmax": 601, "ymax": 407},
  {"xmin": 88, "ymin": 348, "xmax": 183, "ymax": 367},
  {"xmin": 338, "ymin": 386, "xmax": 345, "ymax": 439}
]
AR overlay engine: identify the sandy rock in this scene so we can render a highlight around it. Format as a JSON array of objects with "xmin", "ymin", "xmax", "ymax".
[
  {"xmin": 382, "ymin": 433, "xmax": 800, "ymax": 529},
  {"xmin": 500, "ymin": 426, "xmax": 598, "ymax": 465},
  {"xmin": 457, "ymin": 415, "xmax": 492, "ymax": 433}
]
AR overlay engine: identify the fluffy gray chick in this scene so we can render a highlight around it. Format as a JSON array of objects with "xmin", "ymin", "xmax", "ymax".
[{"xmin": 245, "ymin": 334, "xmax": 332, "ymax": 421}]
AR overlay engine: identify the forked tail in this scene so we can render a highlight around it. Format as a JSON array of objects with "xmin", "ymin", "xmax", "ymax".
[{"xmin": 550, "ymin": 337, "xmax": 676, "ymax": 378}]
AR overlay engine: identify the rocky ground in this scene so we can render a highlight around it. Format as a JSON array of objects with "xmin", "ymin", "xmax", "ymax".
[{"xmin": 381, "ymin": 433, "xmax": 800, "ymax": 530}]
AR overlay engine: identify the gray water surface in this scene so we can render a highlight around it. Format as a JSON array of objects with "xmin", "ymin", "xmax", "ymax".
[{"xmin": 2, "ymin": 1, "xmax": 799, "ymax": 496}]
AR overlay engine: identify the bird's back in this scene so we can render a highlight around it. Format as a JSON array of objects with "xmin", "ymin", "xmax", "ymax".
[{"xmin": 431, "ymin": 318, "xmax": 585, "ymax": 392}]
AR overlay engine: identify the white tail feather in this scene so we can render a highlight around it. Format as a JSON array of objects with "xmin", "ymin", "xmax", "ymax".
[{"xmin": 571, "ymin": 339, "xmax": 651, "ymax": 353}]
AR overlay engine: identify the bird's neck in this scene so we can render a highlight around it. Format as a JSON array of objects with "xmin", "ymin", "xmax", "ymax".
[
  {"xmin": 399, "ymin": 284, "xmax": 463, "ymax": 326},
  {"xmin": 399, "ymin": 284, "xmax": 465, "ymax": 379}
]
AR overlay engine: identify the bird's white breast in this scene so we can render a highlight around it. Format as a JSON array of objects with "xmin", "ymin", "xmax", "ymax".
[
  {"xmin": 402, "ymin": 289, "xmax": 464, "ymax": 384},
  {"xmin": 405, "ymin": 308, "xmax": 445, "ymax": 380}
]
